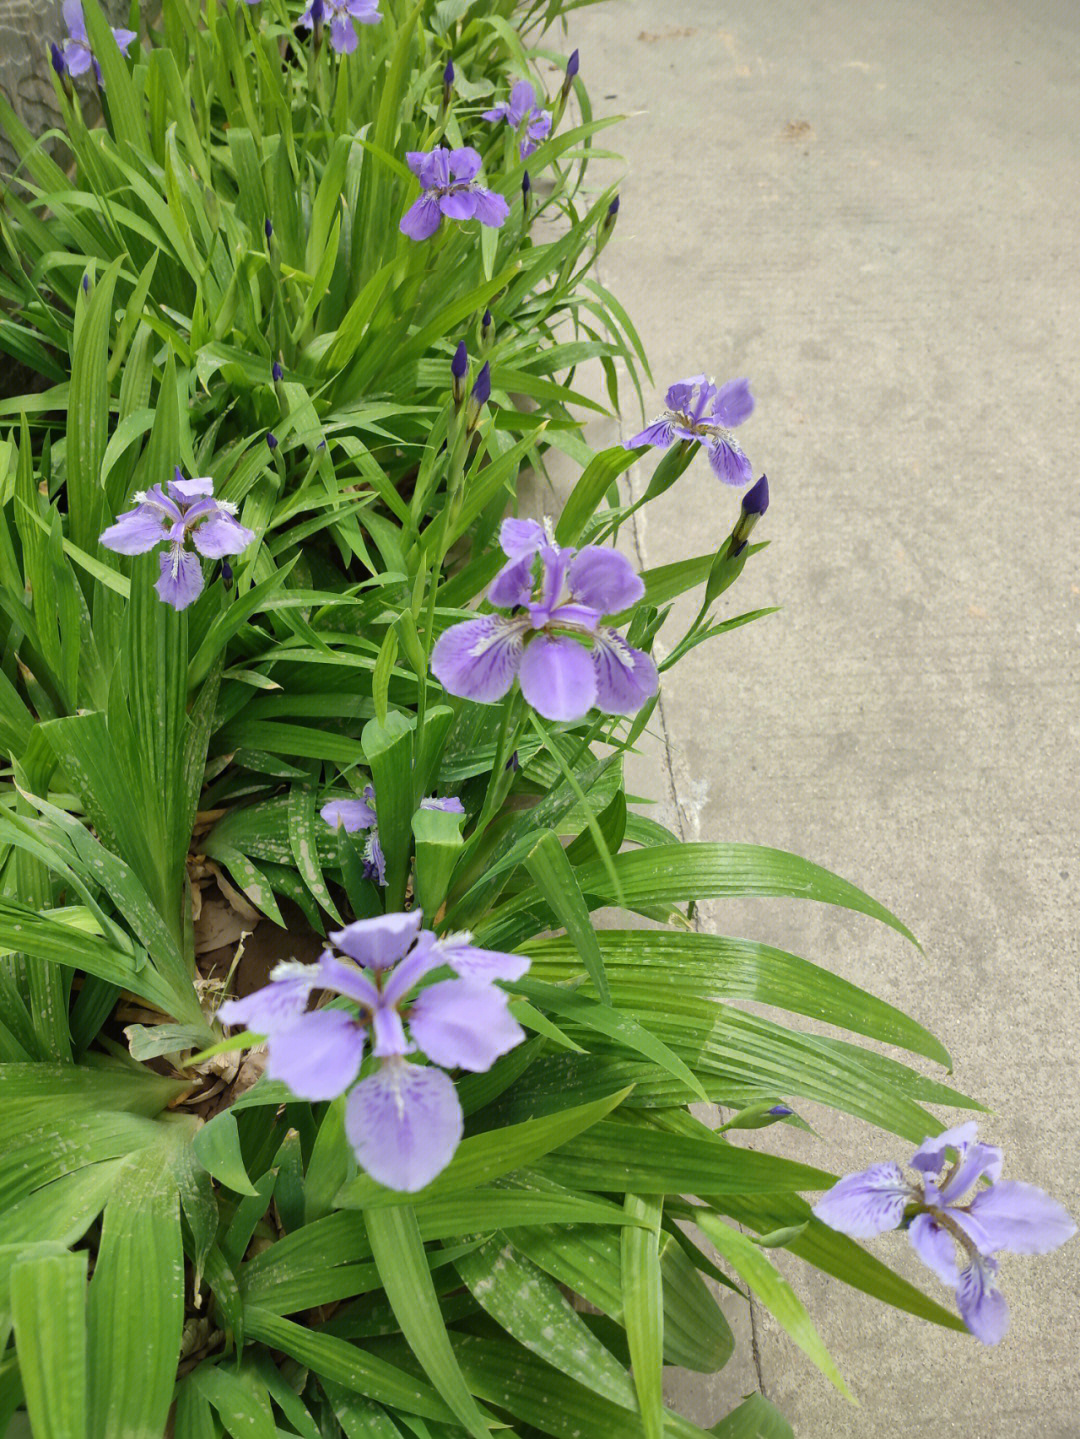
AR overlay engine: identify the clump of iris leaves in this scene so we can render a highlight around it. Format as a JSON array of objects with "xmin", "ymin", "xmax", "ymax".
[{"xmin": 0, "ymin": 0, "xmax": 979, "ymax": 1434}]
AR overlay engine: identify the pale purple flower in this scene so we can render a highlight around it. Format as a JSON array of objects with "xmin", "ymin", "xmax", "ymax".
[
  {"xmin": 217, "ymin": 911, "xmax": 528, "ymax": 1192},
  {"xmin": 483, "ymin": 80, "xmax": 552, "ymax": 160},
  {"xmin": 431, "ymin": 518, "xmax": 658, "ymax": 723},
  {"xmin": 626, "ymin": 375, "xmax": 755, "ymax": 486},
  {"xmin": 400, "ymin": 147, "xmax": 509, "ymax": 242},
  {"xmin": 60, "ymin": 0, "xmax": 136, "ymax": 86},
  {"xmin": 99, "ymin": 468, "xmax": 254, "ymax": 611},
  {"xmin": 321, "ymin": 785, "xmax": 464, "ymax": 887},
  {"xmin": 813, "ymin": 1123, "xmax": 1076, "ymax": 1345},
  {"xmin": 299, "ymin": 0, "xmax": 379, "ymax": 54}
]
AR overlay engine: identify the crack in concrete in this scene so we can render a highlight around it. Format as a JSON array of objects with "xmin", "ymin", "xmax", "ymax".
[{"xmin": 603, "ymin": 328, "xmax": 767, "ymax": 1399}]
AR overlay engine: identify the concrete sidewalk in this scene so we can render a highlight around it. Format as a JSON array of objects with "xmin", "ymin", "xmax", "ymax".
[{"xmin": 562, "ymin": 1, "xmax": 1080, "ymax": 1434}]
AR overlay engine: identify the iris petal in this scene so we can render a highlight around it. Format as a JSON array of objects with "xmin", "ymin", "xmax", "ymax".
[
  {"xmin": 345, "ymin": 1059, "xmax": 463, "ymax": 1192},
  {"xmin": 431, "ymin": 615, "xmax": 525, "ymax": 704},
  {"xmin": 518, "ymin": 634, "xmax": 597, "ymax": 722}
]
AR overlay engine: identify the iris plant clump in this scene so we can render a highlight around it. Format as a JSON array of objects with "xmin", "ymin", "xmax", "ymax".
[
  {"xmin": 814, "ymin": 1123, "xmax": 1076, "ymax": 1344},
  {"xmin": 217, "ymin": 912, "xmax": 527, "ymax": 1191},
  {"xmin": 4, "ymin": 4, "xmax": 1075, "ymax": 1430}
]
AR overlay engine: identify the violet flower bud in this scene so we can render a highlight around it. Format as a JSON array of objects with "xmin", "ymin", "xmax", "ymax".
[
  {"xmin": 266, "ymin": 432, "xmax": 279, "ymax": 450},
  {"xmin": 471, "ymin": 362, "xmax": 491, "ymax": 406},
  {"xmin": 264, "ymin": 217, "xmax": 273, "ymax": 243},
  {"xmin": 480, "ymin": 308, "xmax": 494, "ymax": 351},
  {"xmin": 442, "ymin": 58, "xmax": 454, "ymax": 108},
  {"xmin": 466, "ymin": 361, "xmax": 491, "ymax": 431},
  {"xmin": 742, "ymin": 473, "xmax": 770, "ymax": 515},
  {"xmin": 769, "ymin": 1104, "xmax": 793, "ymax": 1117},
  {"xmin": 82, "ymin": 274, "xmax": 90, "ymax": 294},
  {"xmin": 451, "ymin": 340, "xmax": 468, "ymax": 407},
  {"xmin": 221, "ymin": 558, "xmax": 233, "ymax": 589},
  {"xmin": 309, "ymin": 0, "xmax": 324, "ymax": 48},
  {"xmin": 731, "ymin": 474, "xmax": 769, "ymax": 555},
  {"xmin": 597, "ymin": 194, "xmax": 619, "ymax": 249},
  {"xmin": 272, "ymin": 360, "xmax": 283, "ymax": 383},
  {"xmin": 51, "ymin": 40, "xmax": 73, "ymax": 97},
  {"xmin": 521, "ymin": 170, "xmax": 532, "ymax": 219},
  {"xmin": 561, "ymin": 48, "xmax": 579, "ymax": 96}
]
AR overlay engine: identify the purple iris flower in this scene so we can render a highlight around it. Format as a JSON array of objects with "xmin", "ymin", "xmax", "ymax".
[
  {"xmin": 399, "ymin": 147, "xmax": 509, "ymax": 242},
  {"xmin": 60, "ymin": 0, "xmax": 136, "ymax": 85},
  {"xmin": 813, "ymin": 1122, "xmax": 1076, "ymax": 1345},
  {"xmin": 482, "ymin": 80, "xmax": 553, "ymax": 161},
  {"xmin": 99, "ymin": 469, "xmax": 254, "ymax": 611},
  {"xmin": 216, "ymin": 911, "xmax": 528, "ymax": 1192},
  {"xmin": 321, "ymin": 785, "xmax": 464, "ymax": 887},
  {"xmin": 626, "ymin": 375, "xmax": 755, "ymax": 486},
  {"xmin": 431, "ymin": 518, "xmax": 658, "ymax": 723},
  {"xmin": 299, "ymin": 0, "xmax": 380, "ymax": 54}
]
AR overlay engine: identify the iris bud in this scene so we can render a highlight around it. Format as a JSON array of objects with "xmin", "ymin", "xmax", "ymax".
[
  {"xmin": 597, "ymin": 194, "xmax": 619, "ymax": 249},
  {"xmin": 731, "ymin": 474, "xmax": 769, "ymax": 555},
  {"xmin": 560, "ymin": 48, "xmax": 579, "ymax": 101},
  {"xmin": 466, "ymin": 362, "xmax": 491, "ymax": 431},
  {"xmin": 451, "ymin": 340, "xmax": 468, "ymax": 407}
]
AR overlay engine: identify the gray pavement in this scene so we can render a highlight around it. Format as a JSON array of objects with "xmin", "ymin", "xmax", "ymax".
[{"xmin": 560, "ymin": 1, "xmax": 1080, "ymax": 1434}]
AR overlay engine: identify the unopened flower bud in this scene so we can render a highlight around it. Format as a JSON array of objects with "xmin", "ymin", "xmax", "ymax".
[
  {"xmin": 310, "ymin": 0, "xmax": 324, "ymax": 49},
  {"xmin": 451, "ymin": 340, "xmax": 468, "ymax": 406},
  {"xmin": 466, "ymin": 361, "xmax": 491, "ymax": 431},
  {"xmin": 272, "ymin": 359, "xmax": 283, "ymax": 383},
  {"xmin": 721, "ymin": 1098, "xmax": 793, "ymax": 1131},
  {"xmin": 264, "ymin": 217, "xmax": 273, "ymax": 243},
  {"xmin": 561, "ymin": 48, "xmax": 579, "ymax": 97},
  {"xmin": 731, "ymin": 474, "xmax": 769, "ymax": 555},
  {"xmin": 521, "ymin": 170, "xmax": 531, "ymax": 217},
  {"xmin": 81, "ymin": 273, "xmax": 90, "ymax": 294},
  {"xmin": 480, "ymin": 309, "xmax": 494, "ymax": 351},
  {"xmin": 51, "ymin": 41, "xmax": 73, "ymax": 98},
  {"xmin": 442, "ymin": 58, "xmax": 454, "ymax": 109},
  {"xmin": 221, "ymin": 558, "xmax": 233, "ymax": 589},
  {"xmin": 597, "ymin": 194, "xmax": 619, "ymax": 248},
  {"xmin": 266, "ymin": 432, "xmax": 279, "ymax": 451}
]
